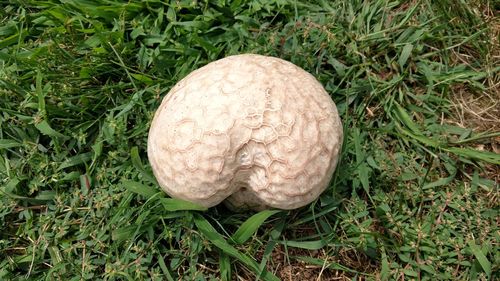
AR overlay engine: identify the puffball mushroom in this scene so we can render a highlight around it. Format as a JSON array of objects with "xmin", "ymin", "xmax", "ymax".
[{"xmin": 147, "ymin": 54, "xmax": 343, "ymax": 211}]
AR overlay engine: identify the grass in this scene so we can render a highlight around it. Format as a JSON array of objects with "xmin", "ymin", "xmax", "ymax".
[{"xmin": 0, "ymin": 0, "xmax": 499, "ymax": 280}]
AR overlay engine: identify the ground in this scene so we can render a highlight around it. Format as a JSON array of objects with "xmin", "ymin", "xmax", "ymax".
[{"xmin": 0, "ymin": 0, "xmax": 499, "ymax": 280}]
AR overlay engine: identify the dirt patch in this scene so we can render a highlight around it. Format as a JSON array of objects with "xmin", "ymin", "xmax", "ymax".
[
  {"xmin": 446, "ymin": 0, "xmax": 499, "ymax": 131},
  {"xmin": 241, "ymin": 244, "xmax": 379, "ymax": 280},
  {"xmin": 449, "ymin": 86, "xmax": 500, "ymax": 133}
]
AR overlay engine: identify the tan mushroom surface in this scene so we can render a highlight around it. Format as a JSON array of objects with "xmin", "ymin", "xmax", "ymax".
[{"xmin": 147, "ymin": 54, "xmax": 343, "ymax": 210}]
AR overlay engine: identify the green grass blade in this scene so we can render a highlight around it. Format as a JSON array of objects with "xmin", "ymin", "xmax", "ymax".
[
  {"xmin": 193, "ymin": 214, "xmax": 279, "ymax": 281},
  {"xmin": 256, "ymin": 240, "xmax": 277, "ymax": 280},
  {"xmin": 231, "ymin": 210, "xmax": 281, "ymax": 244},
  {"xmin": 422, "ymin": 176, "xmax": 455, "ymax": 189},
  {"xmin": 394, "ymin": 103, "xmax": 423, "ymax": 136},
  {"xmin": 283, "ymin": 239, "xmax": 327, "ymax": 250},
  {"xmin": 0, "ymin": 139, "xmax": 22, "ymax": 149},
  {"xmin": 157, "ymin": 254, "xmax": 175, "ymax": 281},
  {"xmin": 0, "ymin": 30, "xmax": 27, "ymax": 49},
  {"xmin": 159, "ymin": 198, "xmax": 207, "ymax": 212},
  {"xmin": 445, "ymin": 147, "xmax": 500, "ymax": 165},
  {"xmin": 398, "ymin": 43, "xmax": 413, "ymax": 69},
  {"xmin": 467, "ymin": 240, "xmax": 491, "ymax": 278},
  {"xmin": 122, "ymin": 180, "xmax": 159, "ymax": 199},
  {"xmin": 57, "ymin": 152, "xmax": 92, "ymax": 170},
  {"xmin": 36, "ymin": 71, "xmax": 45, "ymax": 114},
  {"xmin": 131, "ymin": 146, "xmax": 157, "ymax": 183},
  {"xmin": 381, "ymin": 245, "xmax": 390, "ymax": 280},
  {"xmin": 395, "ymin": 124, "xmax": 440, "ymax": 147},
  {"xmin": 35, "ymin": 120, "xmax": 67, "ymax": 139},
  {"xmin": 289, "ymin": 202, "xmax": 338, "ymax": 227},
  {"xmin": 219, "ymin": 252, "xmax": 231, "ymax": 281}
]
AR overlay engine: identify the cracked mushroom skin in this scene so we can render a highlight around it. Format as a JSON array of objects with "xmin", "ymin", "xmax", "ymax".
[{"xmin": 147, "ymin": 54, "xmax": 343, "ymax": 211}]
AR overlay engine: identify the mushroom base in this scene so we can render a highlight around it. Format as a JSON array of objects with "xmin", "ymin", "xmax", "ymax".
[{"xmin": 223, "ymin": 187, "xmax": 270, "ymax": 211}]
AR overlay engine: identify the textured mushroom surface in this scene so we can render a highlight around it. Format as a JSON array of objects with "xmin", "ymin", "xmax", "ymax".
[{"xmin": 147, "ymin": 54, "xmax": 343, "ymax": 210}]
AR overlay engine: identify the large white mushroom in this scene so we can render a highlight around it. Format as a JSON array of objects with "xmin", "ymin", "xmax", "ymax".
[{"xmin": 147, "ymin": 54, "xmax": 343, "ymax": 211}]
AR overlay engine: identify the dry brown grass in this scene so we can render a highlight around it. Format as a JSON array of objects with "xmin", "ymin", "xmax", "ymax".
[
  {"xmin": 262, "ymin": 246, "xmax": 378, "ymax": 281},
  {"xmin": 444, "ymin": 3, "xmax": 500, "ymax": 184},
  {"xmin": 447, "ymin": 0, "xmax": 499, "ymax": 130}
]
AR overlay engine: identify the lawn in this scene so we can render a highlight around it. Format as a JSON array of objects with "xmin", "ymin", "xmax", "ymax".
[{"xmin": 1, "ymin": 0, "xmax": 499, "ymax": 280}]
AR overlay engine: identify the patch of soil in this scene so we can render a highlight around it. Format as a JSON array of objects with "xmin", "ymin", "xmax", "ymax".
[
  {"xmin": 251, "ymin": 245, "xmax": 378, "ymax": 281},
  {"xmin": 449, "ymin": 87, "xmax": 500, "ymax": 133}
]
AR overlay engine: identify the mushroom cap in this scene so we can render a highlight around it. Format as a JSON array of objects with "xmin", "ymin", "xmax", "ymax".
[{"xmin": 147, "ymin": 54, "xmax": 343, "ymax": 210}]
